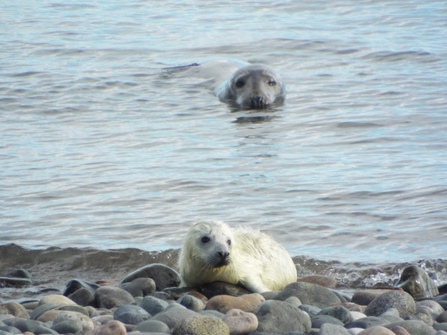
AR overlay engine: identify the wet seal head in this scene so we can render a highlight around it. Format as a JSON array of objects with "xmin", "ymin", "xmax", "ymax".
[
  {"xmin": 395, "ymin": 265, "xmax": 439, "ymax": 299},
  {"xmin": 216, "ymin": 64, "xmax": 285, "ymax": 109}
]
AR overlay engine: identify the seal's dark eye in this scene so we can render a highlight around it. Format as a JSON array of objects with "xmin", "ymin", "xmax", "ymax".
[
  {"xmin": 201, "ymin": 236, "xmax": 210, "ymax": 243},
  {"xmin": 268, "ymin": 80, "xmax": 276, "ymax": 86},
  {"xmin": 235, "ymin": 79, "xmax": 245, "ymax": 88},
  {"xmin": 227, "ymin": 239, "xmax": 231, "ymax": 246}
]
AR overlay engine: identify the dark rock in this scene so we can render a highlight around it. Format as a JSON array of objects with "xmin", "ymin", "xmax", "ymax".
[
  {"xmin": 178, "ymin": 294, "xmax": 206, "ymax": 311},
  {"xmin": 51, "ymin": 320, "xmax": 83, "ymax": 334},
  {"xmin": 68, "ymin": 287, "xmax": 96, "ymax": 306},
  {"xmin": 150, "ymin": 306, "xmax": 198, "ymax": 329},
  {"xmin": 200, "ymin": 281, "xmax": 251, "ymax": 298},
  {"xmin": 140, "ymin": 296, "xmax": 169, "ymax": 316},
  {"xmin": 396, "ymin": 266, "xmax": 439, "ymax": 299},
  {"xmin": 274, "ymin": 282, "xmax": 342, "ymax": 309},
  {"xmin": 161, "ymin": 287, "xmax": 192, "ymax": 300},
  {"xmin": 318, "ymin": 306, "xmax": 353, "ymax": 324},
  {"xmin": 119, "ymin": 277, "xmax": 156, "ymax": 297},
  {"xmin": 311, "ymin": 315, "xmax": 344, "ymax": 328},
  {"xmin": 299, "ymin": 304, "xmax": 321, "ymax": 317},
  {"xmin": 95, "ymin": 286, "xmax": 135, "ymax": 309},
  {"xmin": 385, "ymin": 320, "xmax": 437, "ymax": 335},
  {"xmin": 63, "ymin": 279, "xmax": 99, "ymax": 296},
  {"xmin": 345, "ymin": 316, "xmax": 390, "ymax": 329},
  {"xmin": 351, "ymin": 289, "xmax": 396, "ymax": 306},
  {"xmin": 364, "ymin": 290, "xmax": 416, "ymax": 318},
  {"xmin": 58, "ymin": 305, "xmax": 90, "ymax": 316},
  {"xmin": 7, "ymin": 269, "xmax": 32, "ymax": 280},
  {"xmin": 433, "ymin": 323, "xmax": 447, "ymax": 332},
  {"xmin": 113, "ymin": 305, "xmax": 150, "ymax": 325},
  {"xmin": 435, "ymin": 294, "xmax": 447, "ymax": 310},
  {"xmin": 136, "ymin": 319, "xmax": 171, "ymax": 333},
  {"xmin": 120, "ymin": 264, "xmax": 180, "ymax": 291},
  {"xmin": 255, "ymin": 300, "xmax": 311, "ymax": 334},
  {"xmin": 0, "ymin": 277, "xmax": 32, "ymax": 287},
  {"xmin": 436, "ymin": 311, "xmax": 447, "ymax": 323},
  {"xmin": 14, "ymin": 320, "xmax": 58, "ymax": 335}
]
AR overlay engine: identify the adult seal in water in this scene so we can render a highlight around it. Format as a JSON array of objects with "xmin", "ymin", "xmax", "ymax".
[
  {"xmin": 395, "ymin": 265, "xmax": 439, "ymax": 299},
  {"xmin": 215, "ymin": 63, "xmax": 286, "ymax": 109},
  {"xmin": 178, "ymin": 220, "xmax": 297, "ymax": 293}
]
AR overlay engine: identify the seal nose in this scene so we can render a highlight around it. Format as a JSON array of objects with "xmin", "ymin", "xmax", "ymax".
[
  {"xmin": 218, "ymin": 251, "xmax": 230, "ymax": 261},
  {"xmin": 250, "ymin": 96, "xmax": 264, "ymax": 108}
]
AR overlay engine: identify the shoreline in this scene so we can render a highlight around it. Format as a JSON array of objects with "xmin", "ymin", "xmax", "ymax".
[{"xmin": 1, "ymin": 243, "xmax": 446, "ymax": 303}]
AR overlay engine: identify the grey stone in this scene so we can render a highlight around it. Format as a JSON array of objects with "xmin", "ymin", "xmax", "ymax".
[
  {"xmin": 275, "ymin": 282, "xmax": 342, "ymax": 309},
  {"xmin": 200, "ymin": 281, "xmax": 251, "ymax": 299},
  {"xmin": 345, "ymin": 316, "xmax": 390, "ymax": 329},
  {"xmin": 95, "ymin": 286, "xmax": 135, "ymax": 309},
  {"xmin": 178, "ymin": 294, "xmax": 206, "ymax": 311},
  {"xmin": 318, "ymin": 306, "xmax": 353, "ymax": 324},
  {"xmin": 299, "ymin": 304, "xmax": 321, "ymax": 317},
  {"xmin": 318, "ymin": 323, "xmax": 351, "ymax": 335},
  {"xmin": 364, "ymin": 290, "xmax": 416, "ymax": 318},
  {"xmin": 113, "ymin": 305, "xmax": 150, "ymax": 325},
  {"xmin": 385, "ymin": 320, "xmax": 436, "ymax": 335},
  {"xmin": 255, "ymin": 300, "xmax": 311, "ymax": 334},
  {"xmin": 140, "ymin": 296, "xmax": 169, "ymax": 316},
  {"xmin": 120, "ymin": 264, "xmax": 180, "ymax": 291},
  {"xmin": 136, "ymin": 319, "xmax": 171, "ymax": 333},
  {"xmin": 119, "ymin": 277, "xmax": 156, "ymax": 298},
  {"xmin": 173, "ymin": 315, "xmax": 229, "ymax": 335},
  {"xmin": 68, "ymin": 287, "xmax": 96, "ymax": 307},
  {"xmin": 311, "ymin": 315, "xmax": 344, "ymax": 328},
  {"xmin": 150, "ymin": 306, "xmax": 198, "ymax": 329}
]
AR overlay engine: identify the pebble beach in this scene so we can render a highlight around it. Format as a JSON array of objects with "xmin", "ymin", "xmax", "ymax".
[{"xmin": 1, "ymin": 244, "xmax": 447, "ymax": 335}]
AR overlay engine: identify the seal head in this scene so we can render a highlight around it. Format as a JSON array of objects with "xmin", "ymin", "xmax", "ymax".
[{"xmin": 216, "ymin": 64, "xmax": 285, "ymax": 109}]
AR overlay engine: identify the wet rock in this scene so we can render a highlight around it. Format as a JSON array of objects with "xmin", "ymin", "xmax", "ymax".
[
  {"xmin": 255, "ymin": 300, "xmax": 311, "ymax": 334},
  {"xmin": 136, "ymin": 319, "xmax": 171, "ymax": 333},
  {"xmin": 0, "ymin": 277, "xmax": 33, "ymax": 287},
  {"xmin": 364, "ymin": 290, "xmax": 416, "ymax": 318},
  {"xmin": 299, "ymin": 304, "xmax": 321, "ymax": 317},
  {"xmin": 222, "ymin": 309, "xmax": 258, "ymax": 335},
  {"xmin": 161, "ymin": 287, "xmax": 194, "ymax": 300},
  {"xmin": 435, "ymin": 293, "xmax": 447, "ymax": 310},
  {"xmin": 0, "ymin": 302, "xmax": 29, "ymax": 319},
  {"xmin": 140, "ymin": 295, "xmax": 169, "ymax": 315},
  {"xmin": 95, "ymin": 286, "xmax": 135, "ymax": 309},
  {"xmin": 395, "ymin": 266, "xmax": 439, "ymax": 299},
  {"xmin": 385, "ymin": 320, "xmax": 436, "ymax": 335},
  {"xmin": 119, "ymin": 277, "xmax": 156, "ymax": 297},
  {"xmin": 113, "ymin": 305, "xmax": 150, "ymax": 325},
  {"xmin": 150, "ymin": 306, "xmax": 198, "ymax": 329},
  {"xmin": 205, "ymin": 293, "xmax": 265, "ymax": 313},
  {"xmin": 63, "ymin": 279, "xmax": 99, "ymax": 296},
  {"xmin": 200, "ymin": 281, "xmax": 251, "ymax": 298},
  {"xmin": 68, "ymin": 287, "xmax": 96, "ymax": 306},
  {"xmin": 318, "ymin": 323, "xmax": 351, "ymax": 335},
  {"xmin": 39, "ymin": 294, "xmax": 77, "ymax": 306},
  {"xmin": 14, "ymin": 320, "xmax": 58, "ymax": 335},
  {"xmin": 173, "ymin": 315, "xmax": 229, "ymax": 335},
  {"xmin": 352, "ymin": 290, "xmax": 396, "ymax": 306},
  {"xmin": 297, "ymin": 275, "xmax": 337, "ymax": 288},
  {"xmin": 51, "ymin": 320, "xmax": 83, "ymax": 334},
  {"xmin": 345, "ymin": 316, "xmax": 390, "ymax": 329},
  {"xmin": 274, "ymin": 282, "xmax": 342, "ymax": 309},
  {"xmin": 319, "ymin": 306, "xmax": 353, "ymax": 324},
  {"xmin": 120, "ymin": 264, "xmax": 180, "ymax": 291},
  {"xmin": 357, "ymin": 325, "xmax": 397, "ymax": 335},
  {"xmin": 311, "ymin": 314, "xmax": 344, "ymax": 328},
  {"xmin": 85, "ymin": 320, "xmax": 126, "ymax": 335},
  {"xmin": 178, "ymin": 294, "xmax": 206, "ymax": 311}
]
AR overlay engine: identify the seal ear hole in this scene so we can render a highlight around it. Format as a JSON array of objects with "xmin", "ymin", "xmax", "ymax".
[
  {"xmin": 227, "ymin": 239, "xmax": 231, "ymax": 246},
  {"xmin": 201, "ymin": 236, "xmax": 211, "ymax": 243},
  {"xmin": 235, "ymin": 79, "xmax": 245, "ymax": 88},
  {"xmin": 268, "ymin": 80, "xmax": 276, "ymax": 86}
]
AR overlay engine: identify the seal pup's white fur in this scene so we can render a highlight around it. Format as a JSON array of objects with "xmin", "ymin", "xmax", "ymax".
[{"xmin": 178, "ymin": 220, "xmax": 297, "ymax": 293}]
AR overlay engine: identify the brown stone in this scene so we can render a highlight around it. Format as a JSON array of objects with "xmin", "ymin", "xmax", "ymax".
[
  {"xmin": 357, "ymin": 325, "xmax": 396, "ymax": 335},
  {"xmin": 297, "ymin": 275, "xmax": 337, "ymax": 288},
  {"xmin": 205, "ymin": 293, "xmax": 265, "ymax": 313},
  {"xmin": 222, "ymin": 309, "xmax": 258, "ymax": 335},
  {"xmin": 85, "ymin": 320, "xmax": 126, "ymax": 335}
]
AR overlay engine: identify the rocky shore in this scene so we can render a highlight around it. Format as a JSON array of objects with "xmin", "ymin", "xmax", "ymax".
[{"xmin": 2, "ymin": 260, "xmax": 447, "ymax": 335}]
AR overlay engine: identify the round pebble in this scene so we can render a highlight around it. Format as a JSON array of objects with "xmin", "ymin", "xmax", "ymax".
[
  {"xmin": 222, "ymin": 309, "xmax": 258, "ymax": 335},
  {"xmin": 206, "ymin": 293, "xmax": 264, "ymax": 313}
]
